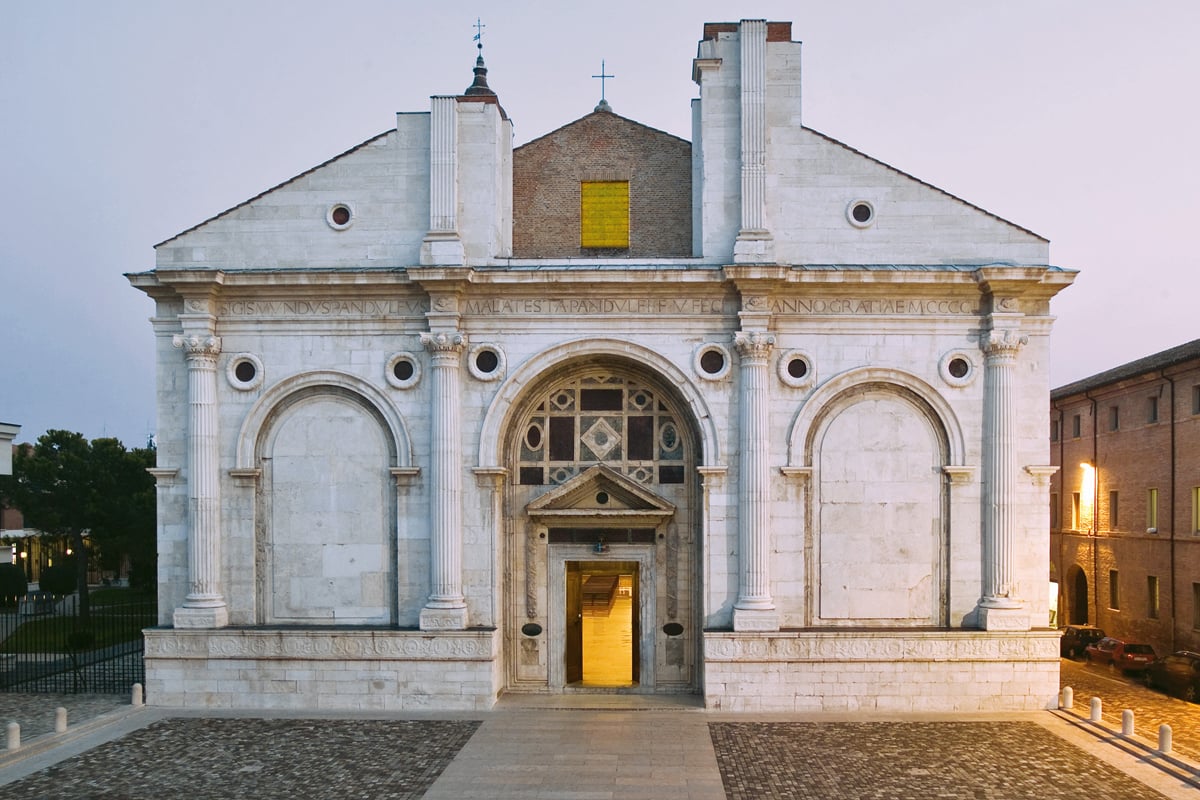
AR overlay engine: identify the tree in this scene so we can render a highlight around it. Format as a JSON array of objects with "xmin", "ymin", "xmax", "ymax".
[
  {"xmin": 0, "ymin": 431, "xmax": 93, "ymax": 617},
  {"xmin": 87, "ymin": 439, "xmax": 156, "ymax": 590},
  {"xmin": 0, "ymin": 431, "xmax": 157, "ymax": 618}
]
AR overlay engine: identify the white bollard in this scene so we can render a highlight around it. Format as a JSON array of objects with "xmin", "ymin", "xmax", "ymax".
[
  {"xmin": 132, "ymin": 683, "xmax": 144, "ymax": 707},
  {"xmin": 1060, "ymin": 686, "xmax": 1074, "ymax": 710},
  {"xmin": 6, "ymin": 722, "xmax": 19, "ymax": 751},
  {"xmin": 1159, "ymin": 724, "xmax": 1173, "ymax": 754},
  {"xmin": 55, "ymin": 707, "xmax": 68, "ymax": 734},
  {"xmin": 1089, "ymin": 696, "xmax": 1102, "ymax": 722},
  {"xmin": 1121, "ymin": 709, "xmax": 1134, "ymax": 736}
]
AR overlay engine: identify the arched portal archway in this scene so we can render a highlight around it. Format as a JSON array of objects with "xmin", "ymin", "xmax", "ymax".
[{"xmin": 498, "ymin": 358, "xmax": 702, "ymax": 695}]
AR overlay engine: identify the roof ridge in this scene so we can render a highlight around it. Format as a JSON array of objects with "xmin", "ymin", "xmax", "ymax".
[{"xmin": 154, "ymin": 129, "xmax": 394, "ymax": 248}]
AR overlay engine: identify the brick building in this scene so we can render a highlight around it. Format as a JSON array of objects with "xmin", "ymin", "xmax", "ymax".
[{"xmin": 1050, "ymin": 339, "xmax": 1200, "ymax": 656}]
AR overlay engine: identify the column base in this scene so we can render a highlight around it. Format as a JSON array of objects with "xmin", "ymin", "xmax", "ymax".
[
  {"xmin": 173, "ymin": 603, "xmax": 229, "ymax": 629},
  {"xmin": 732, "ymin": 230, "xmax": 776, "ymax": 264},
  {"xmin": 732, "ymin": 607, "xmax": 780, "ymax": 632},
  {"xmin": 977, "ymin": 605, "xmax": 1031, "ymax": 631},
  {"xmin": 420, "ymin": 605, "xmax": 469, "ymax": 631},
  {"xmin": 420, "ymin": 232, "xmax": 465, "ymax": 266}
]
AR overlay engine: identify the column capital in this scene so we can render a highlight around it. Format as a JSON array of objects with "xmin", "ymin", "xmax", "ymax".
[
  {"xmin": 173, "ymin": 334, "xmax": 222, "ymax": 359},
  {"xmin": 420, "ymin": 330, "xmax": 467, "ymax": 355},
  {"xmin": 734, "ymin": 330, "xmax": 775, "ymax": 359},
  {"xmin": 981, "ymin": 329, "xmax": 1027, "ymax": 358}
]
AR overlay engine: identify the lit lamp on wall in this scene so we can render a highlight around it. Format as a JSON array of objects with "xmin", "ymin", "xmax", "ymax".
[{"xmin": 1079, "ymin": 461, "xmax": 1096, "ymax": 533}]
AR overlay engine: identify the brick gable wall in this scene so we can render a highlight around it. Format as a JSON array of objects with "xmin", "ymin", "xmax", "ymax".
[{"xmin": 512, "ymin": 111, "xmax": 692, "ymax": 258}]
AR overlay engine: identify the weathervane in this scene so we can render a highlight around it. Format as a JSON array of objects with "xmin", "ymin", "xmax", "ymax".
[{"xmin": 473, "ymin": 18, "xmax": 486, "ymax": 52}]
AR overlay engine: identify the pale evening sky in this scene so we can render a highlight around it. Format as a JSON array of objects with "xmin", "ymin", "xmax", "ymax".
[{"xmin": 2, "ymin": 1, "xmax": 1197, "ymax": 447}]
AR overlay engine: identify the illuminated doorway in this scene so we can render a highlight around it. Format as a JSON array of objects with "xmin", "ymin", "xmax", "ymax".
[{"xmin": 566, "ymin": 561, "xmax": 639, "ymax": 686}]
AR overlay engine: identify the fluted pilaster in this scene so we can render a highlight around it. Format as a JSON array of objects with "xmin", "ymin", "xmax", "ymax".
[
  {"xmin": 172, "ymin": 333, "xmax": 228, "ymax": 628},
  {"xmin": 733, "ymin": 19, "xmax": 774, "ymax": 263},
  {"xmin": 420, "ymin": 330, "xmax": 469, "ymax": 629},
  {"xmin": 979, "ymin": 328, "xmax": 1030, "ymax": 629},
  {"xmin": 732, "ymin": 331, "xmax": 778, "ymax": 630},
  {"xmin": 421, "ymin": 96, "xmax": 465, "ymax": 265}
]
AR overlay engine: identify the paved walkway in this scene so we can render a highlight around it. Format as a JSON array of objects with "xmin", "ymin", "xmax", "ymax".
[{"xmin": 1, "ymin": 695, "xmax": 1197, "ymax": 799}]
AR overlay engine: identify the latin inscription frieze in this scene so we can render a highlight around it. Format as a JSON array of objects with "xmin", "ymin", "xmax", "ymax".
[
  {"xmin": 463, "ymin": 297, "xmax": 731, "ymax": 316},
  {"xmin": 771, "ymin": 298, "xmax": 980, "ymax": 316},
  {"xmin": 218, "ymin": 299, "xmax": 429, "ymax": 318}
]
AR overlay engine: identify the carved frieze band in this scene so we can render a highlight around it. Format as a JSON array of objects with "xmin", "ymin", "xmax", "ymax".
[
  {"xmin": 704, "ymin": 631, "xmax": 1060, "ymax": 662},
  {"xmin": 144, "ymin": 629, "xmax": 499, "ymax": 660}
]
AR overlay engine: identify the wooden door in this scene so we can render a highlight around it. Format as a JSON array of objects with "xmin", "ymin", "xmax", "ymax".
[{"xmin": 566, "ymin": 562, "xmax": 583, "ymax": 683}]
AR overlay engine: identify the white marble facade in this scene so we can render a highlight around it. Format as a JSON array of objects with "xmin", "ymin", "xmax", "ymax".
[{"xmin": 130, "ymin": 20, "xmax": 1074, "ymax": 711}]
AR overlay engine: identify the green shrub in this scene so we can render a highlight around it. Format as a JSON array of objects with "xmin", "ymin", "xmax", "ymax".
[
  {"xmin": 0, "ymin": 563, "xmax": 27, "ymax": 607},
  {"xmin": 39, "ymin": 560, "xmax": 77, "ymax": 596}
]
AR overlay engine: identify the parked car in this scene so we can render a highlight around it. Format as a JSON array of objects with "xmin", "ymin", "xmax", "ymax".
[
  {"xmin": 1084, "ymin": 637, "xmax": 1157, "ymax": 672},
  {"xmin": 1059, "ymin": 625, "xmax": 1106, "ymax": 659},
  {"xmin": 1143, "ymin": 651, "xmax": 1200, "ymax": 703}
]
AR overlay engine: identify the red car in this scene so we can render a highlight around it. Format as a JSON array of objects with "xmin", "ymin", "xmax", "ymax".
[{"xmin": 1085, "ymin": 637, "xmax": 1157, "ymax": 672}]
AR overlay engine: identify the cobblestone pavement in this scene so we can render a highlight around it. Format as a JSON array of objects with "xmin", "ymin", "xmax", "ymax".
[
  {"xmin": 1061, "ymin": 658, "xmax": 1200, "ymax": 760},
  {"xmin": 0, "ymin": 694, "xmax": 127, "ymax": 739},
  {"xmin": 710, "ymin": 720, "xmax": 1175, "ymax": 800},
  {"xmin": 3, "ymin": 717, "xmax": 480, "ymax": 799}
]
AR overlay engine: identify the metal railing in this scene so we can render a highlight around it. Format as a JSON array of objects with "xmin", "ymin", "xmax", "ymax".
[{"xmin": 0, "ymin": 591, "xmax": 154, "ymax": 694}]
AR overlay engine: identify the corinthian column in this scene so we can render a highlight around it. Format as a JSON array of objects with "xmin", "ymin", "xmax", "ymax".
[
  {"xmin": 732, "ymin": 330, "xmax": 779, "ymax": 631},
  {"xmin": 978, "ymin": 328, "xmax": 1030, "ymax": 630},
  {"xmin": 171, "ymin": 333, "xmax": 228, "ymax": 628},
  {"xmin": 419, "ymin": 330, "xmax": 469, "ymax": 630}
]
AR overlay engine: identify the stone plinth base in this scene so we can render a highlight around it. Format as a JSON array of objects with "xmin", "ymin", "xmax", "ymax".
[
  {"xmin": 703, "ymin": 629, "xmax": 1060, "ymax": 712},
  {"xmin": 977, "ymin": 605, "xmax": 1032, "ymax": 631},
  {"xmin": 144, "ymin": 627, "xmax": 501, "ymax": 711},
  {"xmin": 420, "ymin": 605, "xmax": 469, "ymax": 631},
  {"xmin": 172, "ymin": 604, "xmax": 229, "ymax": 629},
  {"xmin": 732, "ymin": 608, "xmax": 780, "ymax": 632}
]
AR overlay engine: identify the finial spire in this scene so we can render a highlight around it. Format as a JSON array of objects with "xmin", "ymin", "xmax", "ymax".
[
  {"xmin": 592, "ymin": 59, "xmax": 614, "ymax": 112},
  {"xmin": 464, "ymin": 18, "xmax": 496, "ymax": 96}
]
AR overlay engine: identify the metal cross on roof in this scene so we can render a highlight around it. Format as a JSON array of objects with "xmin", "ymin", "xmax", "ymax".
[
  {"xmin": 592, "ymin": 60, "xmax": 614, "ymax": 101},
  {"xmin": 473, "ymin": 18, "xmax": 485, "ymax": 50}
]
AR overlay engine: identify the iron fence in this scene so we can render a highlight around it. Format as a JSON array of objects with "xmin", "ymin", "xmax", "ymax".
[{"xmin": 0, "ymin": 591, "xmax": 154, "ymax": 694}]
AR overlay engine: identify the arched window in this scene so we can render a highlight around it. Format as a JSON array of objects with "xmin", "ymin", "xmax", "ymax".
[{"xmin": 516, "ymin": 372, "xmax": 688, "ymax": 487}]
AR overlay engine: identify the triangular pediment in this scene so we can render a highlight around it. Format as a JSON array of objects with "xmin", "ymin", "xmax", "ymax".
[{"xmin": 526, "ymin": 464, "xmax": 675, "ymax": 525}]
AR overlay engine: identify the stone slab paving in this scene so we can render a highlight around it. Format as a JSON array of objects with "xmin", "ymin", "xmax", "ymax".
[{"xmin": 421, "ymin": 709, "xmax": 725, "ymax": 799}]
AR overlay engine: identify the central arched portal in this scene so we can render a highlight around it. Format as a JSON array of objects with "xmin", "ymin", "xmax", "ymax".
[{"xmin": 502, "ymin": 364, "xmax": 701, "ymax": 694}]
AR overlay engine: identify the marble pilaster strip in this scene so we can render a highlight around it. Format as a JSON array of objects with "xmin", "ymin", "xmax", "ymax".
[
  {"xmin": 981, "ymin": 329, "xmax": 1027, "ymax": 608},
  {"xmin": 733, "ymin": 331, "xmax": 775, "ymax": 611},
  {"xmin": 420, "ymin": 331, "xmax": 468, "ymax": 621},
  {"xmin": 172, "ymin": 333, "xmax": 228, "ymax": 626},
  {"xmin": 739, "ymin": 19, "xmax": 767, "ymax": 233},
  {"xmin": 429, "ymin": 95, "xmax": 458, "ymax": 233}
]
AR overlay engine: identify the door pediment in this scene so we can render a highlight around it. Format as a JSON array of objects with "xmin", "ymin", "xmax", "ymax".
[{"xmin": 526, "ymin": 464, "xmax": 675, "ymax": 526}]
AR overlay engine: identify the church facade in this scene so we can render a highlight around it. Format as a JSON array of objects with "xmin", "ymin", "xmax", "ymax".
[{"xmin": 130, "ymin": 20, "xmax": 1074, "ymax": 712}]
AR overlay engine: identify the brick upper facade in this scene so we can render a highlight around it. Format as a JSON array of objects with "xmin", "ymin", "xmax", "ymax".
[{"xmin": 512, "ymin": 109, "xmax": 692, "ymax": 258}]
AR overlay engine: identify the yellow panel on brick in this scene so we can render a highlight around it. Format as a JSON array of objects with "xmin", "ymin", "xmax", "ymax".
[{"xmin": 580, "ymin": 181, "xmax": 630, "ymax": 248}]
